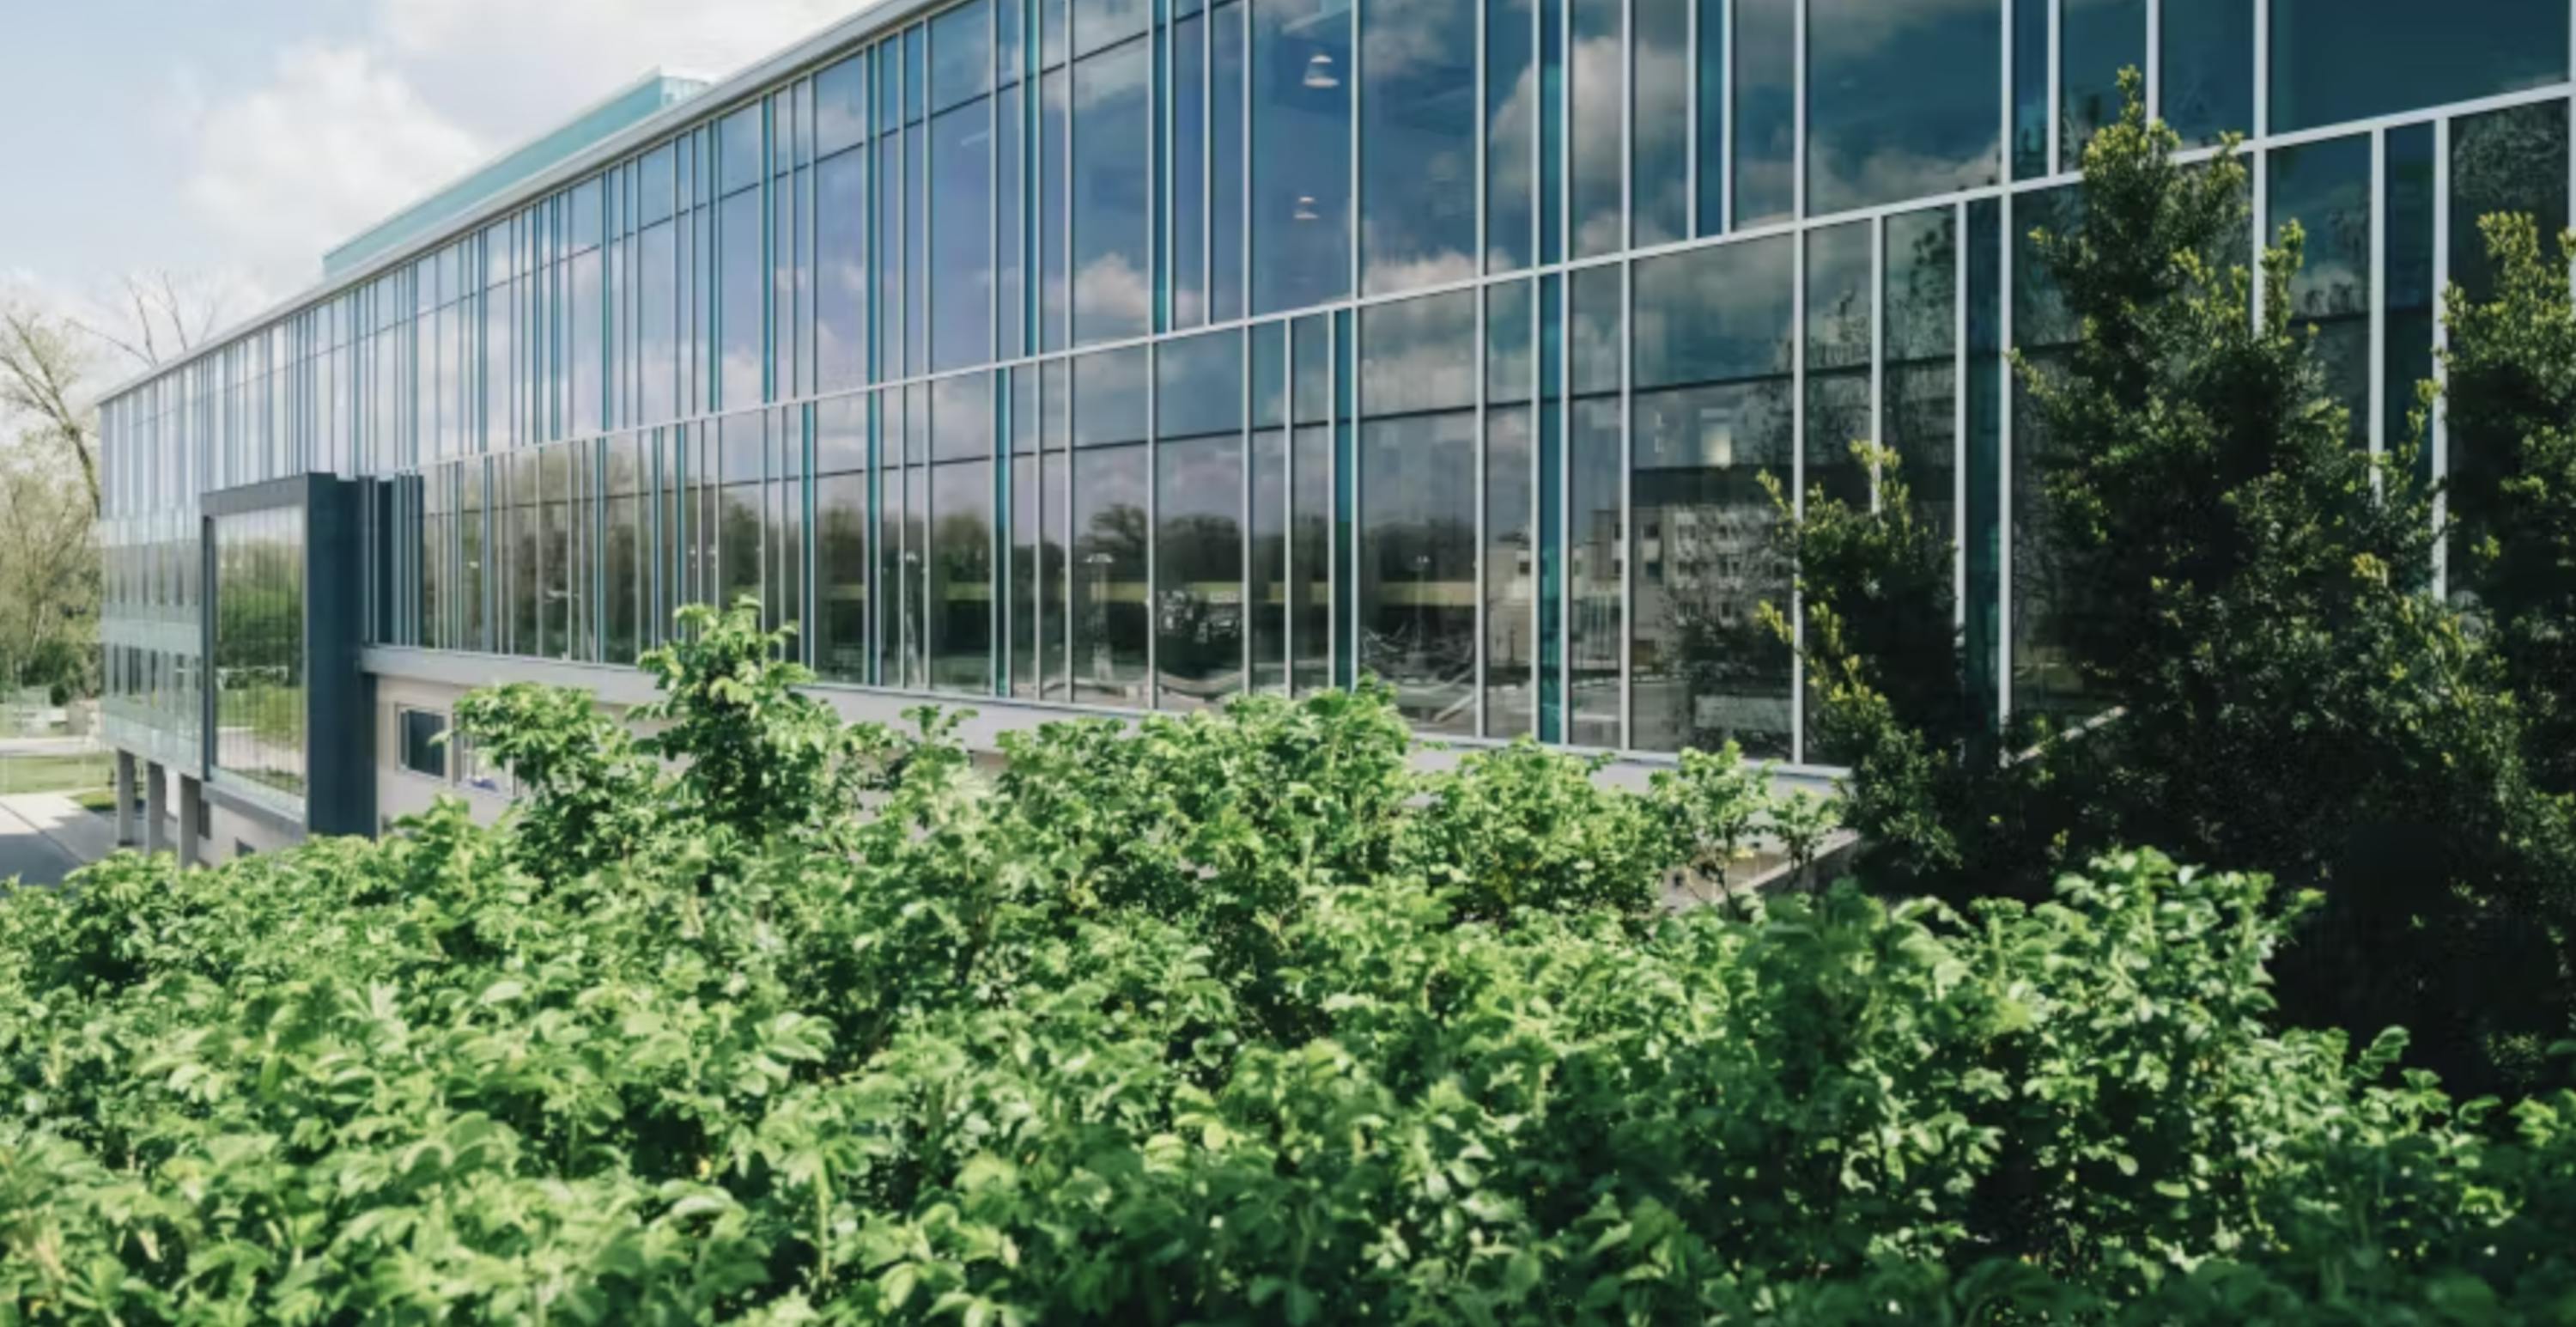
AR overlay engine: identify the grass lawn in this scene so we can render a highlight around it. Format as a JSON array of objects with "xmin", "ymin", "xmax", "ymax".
[
  {"xmin": 0, "ymin": 752, "xmax": 113, "ymax": 795},
  {"xmin": 72, "ymin": 787, "xmax": 119, "ymax": 814}
]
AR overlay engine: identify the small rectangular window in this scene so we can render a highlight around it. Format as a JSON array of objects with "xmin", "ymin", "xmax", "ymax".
[{"xmin": 398, "ymin": 707, "xmax": 450, "ymax": 780}]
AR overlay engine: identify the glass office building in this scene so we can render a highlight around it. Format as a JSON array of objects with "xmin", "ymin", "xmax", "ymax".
[{"xmin": 95, "ymin": 0, "xmax": 2576, "ymax": 852}]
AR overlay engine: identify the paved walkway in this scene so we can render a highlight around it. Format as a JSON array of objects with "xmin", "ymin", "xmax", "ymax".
[{"xmin": 0, "ymin": 794, "xmax": 123, "ymax": 888}]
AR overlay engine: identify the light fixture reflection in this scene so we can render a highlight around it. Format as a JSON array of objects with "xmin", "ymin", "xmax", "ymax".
[{"xmin": 1303, "ymin": 51, "xmax": 1339, "ymax": 89}]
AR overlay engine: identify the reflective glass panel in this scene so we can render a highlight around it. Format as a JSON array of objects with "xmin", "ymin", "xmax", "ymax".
[
  {"xmin": 1212, "ymin": 0, "xmax": 1249, "ymax": 318},
  {"xmin": 1632, "ymin": 0, "xmax": 1688, "ymax": 246},
  {"xmin": 2385, "ymin": 124, "xmax": 2436, "ymax": 466},
  {"xmin": 1358, "ymin": 289, "xmax": 1477, "ymax": 733},
  {"xmin": 2272, "ymin": 0, "xmax": 2565, "ymax": 133},
  {"xmin": 817, "ymin": 149, "xmax": 869, "ymax": 391},
  {"xmin": 1570, "ymin": 0, "xmax": 1623, "ymax": 257},
  {"xmin": 931, "ymin": 100, "xmax": 995, "ymax": 368},
  {"xmin": 1486, "ymin": 0, "xmax": 1535, "ymax": 269},
  {"xmin": 720, "ymin": 189, "xmax": 763, "ymax": 407},
  {"xmin": 1361, "ymin": 0, "xmax": 1479, "ymax": 291},
  {"xmin": 1885, "ymin": 205, "xmax": 1959, "ymax": 547},
  {"xmin": 929, "ymin": 458, "xmax": 993, "ymax": 692},
  {"xmin": 932, "ymin": 0, "xmax": 994, "ymax": 112},
  {"xmin": 1807, "ymin": 0, "xmax": 2000, "ymax": 216},
  {"xmin": 2160, "ymin": 0, "xmax": 2251, "ymax": 145},
  {"xmin": 1072, "ymin": 39, "xmax": 1151, "ymax": 342},
  {"xmin": 1732, "ymin": 0, "xmax": 1795, "ymax": 226},
  {"xmin": 1631, "ymin": 235, "xmax": 1795, "ymax": 758},
  {"xmin": 2268, "ymin": 135, "xmax": 2372, "ymax": 448},
  {"xmin": 1157, "ymin": 364, "xmax": 1244, "ymax": 710},
  {"xmin": 2061, "ymin": 0, "xmax": 2142, "ymax": 173},
  {"xmin": 1072, "ymin": 443, "xmax": 1150, "ymax": 703},
  {"xmin": 1252, "ymin": 0, "xmax": 1352, "ymax": 312}
]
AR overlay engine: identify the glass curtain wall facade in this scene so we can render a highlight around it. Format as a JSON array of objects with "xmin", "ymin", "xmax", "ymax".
[{"xmin": 98, "ymin": 0, "xmax": 2576, "ymax": 769}]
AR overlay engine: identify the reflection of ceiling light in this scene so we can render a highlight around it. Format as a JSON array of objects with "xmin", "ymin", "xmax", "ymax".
[
  {"xmin": 1293, "ymin": 194, "xmax": 1319, "ymax": 222},
  {"xmin": 1303, "ymin": 51, "xmax": 1339, "ymax": 89}
]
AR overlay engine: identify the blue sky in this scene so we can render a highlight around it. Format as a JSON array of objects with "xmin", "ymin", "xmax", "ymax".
[{"xmin": 2, "ymin": 0, "xmax": 863, "ymax": 360}]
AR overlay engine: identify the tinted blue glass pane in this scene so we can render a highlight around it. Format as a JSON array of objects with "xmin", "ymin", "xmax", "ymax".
[
  {"xmin": 2385, "ymin": 124, "xmax": 2435, "ymax": 463},
  {"xmin": 2160, "ymin": 0, "xmax": 2250, "ymax": 145},
  {"xmin": 1629, "ymin": 235, "xmax": 1794, "ymax": 758},
  {"xmin": 719, "ymin": 190, "xmax": 763, "ymax": 408},
  {"xmin": 1072, "ymin": 39, "xmax": 1151, "ymax": 343},
  {"xmin": 1157, "ymin": 432, "xmax": 1243, "ymax": 709},
  {"xmin": 1157, "ymin": 330, "xmax": 1243, "ymax": 438},
  {"xmin": 928, "ymin": 458, "xmax": 993, "ymax": 691},
  {"xmin": 879, "ymin": 42, "xmax": 904, "ymax": 128},
  {"xmin": 1076, "ymin": 0, "xmax": 1152, "ymax": 55},
  {"xmin": 1694, "ymin": 0, "xmax": 1723, "ymax": 234},
  {"xmin": 1633, "ymin": 0, "xmax": 1688, "ymax": 246},
  {"xmin": 1252, "ymin": 0, "xmax": 1352, "ymax": 313},
  {"xmin": 1212, "ymin": 1, "xmax": 1248, "ymax": 317},
  {"xmin": 1808, "ymin": 0, "xmax": 2000, "ymax": 216},
  {"xmin": 1486, "ymin": 0, "xmax": 1535, "ymax": 268},
  {"xmin": 769, "ymin": 92, "xmax": 797, "ymax": 178},
  {"xmin": 998, "ymin": 83, "xmax": 1024, "ymax": 356},
  {"xmin": 1073, "ymin": 345, "xmax": 1150, "ymax": 445},
  {"xmin": 2060, "ymin": 0, "xmax": 2142, "ymax": 172},
  {"xmin": 2273, "ymin": 0, "xmax": 2565, "ymax": 133},
  {"xmin": 933, "ymin": 374, "xmax": 997, "ymax": 466},
  {"xmin": 1804, "ymin": 222, "xmax": 1873, "ymax": 512},
  {"xmin": 878, "ymin": 133, "xmax": 908, "ymax": 379},
  {"xmin": 1732, "ymin": 0, "xmax": 1795, "ymax": 226},
  {"xmin": 907, "ymin": 26, "xmax": 928, "ymax": 122},
  {"xmin": 1361, "ymin": 0, "xmax": 1477, "ymax": 292},
  {"xmin": 1042, "ymin": 69, "xmax": 1070, "ymax": 349},
  {"xmin": 720, "ymin": 107, "xmax": 763, "ymax": 196},
  {"xmin": 1072, "ymin": 443, "xmax": 1150, "ymax": 703},
  {"xmin": 1539, "ymin": 0, "xmax": 1563, "ymax": 260},
  {"xmin": 1485, "ymin": 402, "xmax": 1534, "ymax": 735},
  {"xmin": 1965, "ymin": 196, "xmax": 2002, "ymax": 725},
  {"xmin": 1251, "ymin": 320, "xmax": 1287, "ymax": 426},
  {"xmin": 1488, "ymin": 277, "xmax": 1533, "ymax": 404},
  {"xmin": 908, "ymin": 119, "xmax": 929, "ymax": 369},
  {"xmin": 1251, "ymin": 426, "xmax": 1289, "ymax": 690},
  {"xmin": 641, "ymin": 144, "xmax": 677, "ymax": 226},
  {"xmin": 2448, "ymin": 99, "xmax": 2570, "ymax": 305},
  {"xmin": 1044, "ymin": 0, "xmax": 1069, "ymax": 64},
  {"xmin": 1635, "ymin": 235, "xmax": 1792, "ymax": 388},
  {"xmin": 817, "ymin": 57, "xmax": 869, "ymax": 156},
  {"xmin": 932, "ymin": 0, "xmax": 994, "ymax": 113},
  {"xmin": 930, "ymin": 102, "xmax": 994, "ymax": 370},
  {"xmin": 1566, "ymin": 267, "xmax": 1619, "ymax": 747},
  {"xmin": 1359, "ymin": 289, "xmax": 1478, "ymax": 733},
  {"xmin": 1175, "ymin": 14, "xmax": 1207, "ymax": 322},
  {"xmin": 2011, "ymin": 0, "xmax": 2047, "ymax": 179},
  {"xmin": 999, "ymin": 0, "xmax": 1024, "ymax": 82},
  {"xmin": 1884, "ymin": 205, "xmax": 1958, "ymax": 548},
  {"xmin": 1569, "ymin": 0, "xmax": 1622, "ymax": 257},
  {"xmin": 1535, "ymin": 275, "xmax": 1561, "ymax": 737},
  {"xmin": 2267, "ymin": 135, "xmax": 2372, "ymax": 447}
]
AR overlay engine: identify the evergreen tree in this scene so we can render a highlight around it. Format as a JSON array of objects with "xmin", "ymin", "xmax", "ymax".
[{"xmin": 1783, "ymin": 74, "xmax": 2576, "ymax": 1091}]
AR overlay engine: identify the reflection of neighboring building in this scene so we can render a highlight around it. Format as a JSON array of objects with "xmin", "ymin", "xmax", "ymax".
[{"xmin": 90, "ymin": 0, "xmax": 2576, "ymax": 855}]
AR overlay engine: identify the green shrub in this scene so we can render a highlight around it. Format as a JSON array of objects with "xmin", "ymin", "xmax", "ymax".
[{"xmin": 3, "ymin": 602, "xmax": 2573, "ymax": 1324}]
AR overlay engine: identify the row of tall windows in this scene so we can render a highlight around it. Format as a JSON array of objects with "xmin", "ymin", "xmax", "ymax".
[
  {"xmin": 94, "ymin": 0, "xmax": 2575, "ymax": 766},
  {"xmin": 100, "ymin": 0, "xmax": 2573, "ymax": 529}
]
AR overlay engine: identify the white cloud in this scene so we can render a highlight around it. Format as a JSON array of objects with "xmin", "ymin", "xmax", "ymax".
[
  {"xmin": 171, "ymin": 0, "xmax": 877, "ymax": 293},
  {"xmin": 377, "ymin": 0, "xmax": 866, "ymax": 121},
  {"xmin": 182, "ymin": 42, "xmax": 489, "ymax": 286}
]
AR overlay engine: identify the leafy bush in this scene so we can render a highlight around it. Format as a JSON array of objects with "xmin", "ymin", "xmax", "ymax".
[{"xmin": 4, "ymin": 603, "xmax": 2575, "ymax": 1323}]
